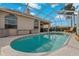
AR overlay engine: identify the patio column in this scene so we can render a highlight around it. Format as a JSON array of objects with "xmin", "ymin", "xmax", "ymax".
[
  {"xmin": 77, "ymin": 11, "xmax": 79, "ymax": 35},
  {"xmin": 73, "ymin": 14, "xmax": 75, "ymax": 27},
  {"xmin": 48, "ymin": 24, "xmax": 50, "ymax": 32},
  {"xmin": 38, "ymin": 20, "xmax": 40, "ymax": 33},
  {"xmin": 71, "ymin": 16, "xmax": 73, "ymax": 27}
]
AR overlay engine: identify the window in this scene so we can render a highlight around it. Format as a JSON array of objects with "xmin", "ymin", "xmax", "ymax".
[{"xmin": 5, "ymin": 14, "xmax": 17, "ymax": 29}]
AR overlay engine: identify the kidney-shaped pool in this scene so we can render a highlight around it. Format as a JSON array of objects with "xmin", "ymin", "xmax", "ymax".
[{"xmin": 10, "ymin": 33, "xmax": 69, "ymax": 53}]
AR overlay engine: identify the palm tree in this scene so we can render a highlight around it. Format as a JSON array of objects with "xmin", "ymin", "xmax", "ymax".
[{"xmin": 64, "ymin": 3, "xmax": 75, "ymax": 15}]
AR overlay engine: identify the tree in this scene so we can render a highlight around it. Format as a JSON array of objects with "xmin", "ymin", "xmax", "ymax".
[{"xmin": 64, "ymin": 3, "xmax": 75, "ymax": 15}]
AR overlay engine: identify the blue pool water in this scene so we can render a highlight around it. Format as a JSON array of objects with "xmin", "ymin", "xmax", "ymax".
[{"xmin": 10, "ymin": 33, "xmax": 69, "ymax": 53}]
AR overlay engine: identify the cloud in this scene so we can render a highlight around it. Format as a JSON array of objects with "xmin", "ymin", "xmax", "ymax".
[
  {"xmin": 74, "ymin": 12, "xmax": 78, "ymax": 15},
  {"xmin": 73, "ymin": 3, "xmax": 79, "ymax": 11},
  {"xmin": 51, "ymin": 4, "xmax": 58, "ymax": 8},
  {"xmin": 28, "ymin": 3, "xmax": 41, "ymax": 9},
  {"xmin": 30, "ymin": 12, "xmax": 36, "ymax": 15},
  {"xmin": 55, "ymin": 15, "xmax": 64, "ymax": 19},
  {"xmin": 73, "ymin": 4, "xmax": 79, "ymax": 7},
  {"xmin": 18, "ymin": 7, "xmax": 22, "ymax": 10}
]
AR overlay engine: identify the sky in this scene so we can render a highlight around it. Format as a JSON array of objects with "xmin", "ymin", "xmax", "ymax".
[{"xmin": 0, "ymin": 3, "xmax": 78, "ymax": 27}]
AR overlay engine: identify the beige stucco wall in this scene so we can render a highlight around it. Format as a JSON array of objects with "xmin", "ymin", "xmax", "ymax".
[
  {"xmin": 0, "ymin": 11, "xmax": 9, "ymax": 37},
  {"xmin": 0, "ymin": 11, "xmax": 35, "ymax": 37},
  {"xmin": 32, "ymin": 29, "xmax": 39, "ymax": 34},
  {"xmin": 0, "ymin": 11, "xmax": 34, "ymax": 30},
  {"xmin": 0, "ymin": 10, "xmax": 44, "ymax": 37},
  {"xmin": 17, "ymin": 16, "xmax": 34, "ymax": 30},
  {"xmin": 0, "ymin": 11, "xmax": 6, "ymax": 29},
  {"xmin": 0, "ymin": 29, "xmax": 8, "ymax": 37},
  {"xmin": 17, "ymin": 30, "xmax": 29, "ymax": 35},
  {"xmin": 7, "ymin": 29, "xmax": 17, "ymax": 36},
  {"xmin": 0, "ymin": 10, "xmax": 35, "ymax": 29}
]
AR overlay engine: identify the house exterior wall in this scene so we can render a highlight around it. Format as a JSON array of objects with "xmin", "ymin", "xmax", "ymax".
[
  {"xmin": 17, "ymin": 16, "xmax": 34, "ymax": 30},
  {"xmin": 17, "ymin": 15, "xmax": 35, "ymax": 35},
  {"xmin": 0, "ymin": 10, "xmax": 50, "ymax": 37},
  {"xmin": 0, "ymin": 11, "xmax": 6, "ymax": 29},
  {"xmin": 0, "ymin": 11, "xmax": 9, "ymax": 37},
  {"xmin": 0, "ymin": 11, "xmax": 35, "ymax": 30},
  {"xmin": 0, "ymin": 11, "xmax": 35, "ymax": 37},
  {"xmin": 32, "ymin": 29, "xmax": 39, "ymax": 34}
]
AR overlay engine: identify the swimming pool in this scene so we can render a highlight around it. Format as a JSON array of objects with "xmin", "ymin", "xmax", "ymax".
[{"xmin": 10, "ymin": 33, "xmax": 69, "ymax": 53}]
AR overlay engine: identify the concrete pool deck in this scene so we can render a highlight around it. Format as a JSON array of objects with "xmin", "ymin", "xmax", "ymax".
[
  {"xmin": 0, "ymin": 33, "xmax": 79, "ymax": 56},
  {"xmin": 45, "ymin": 34, "xmax": 79, "ymax": 56}
]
